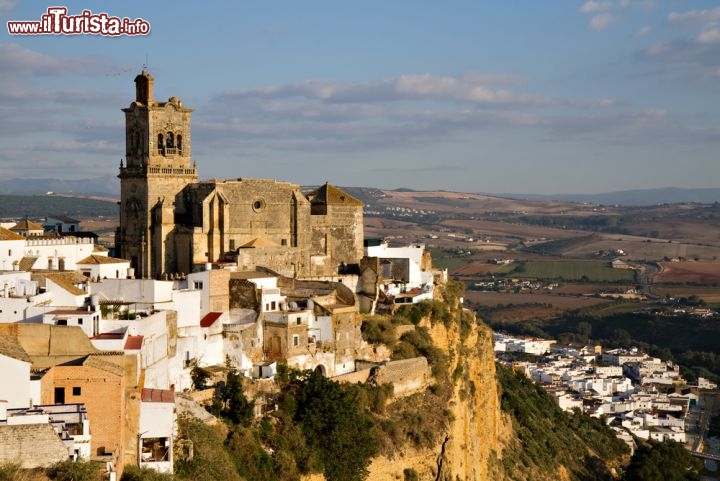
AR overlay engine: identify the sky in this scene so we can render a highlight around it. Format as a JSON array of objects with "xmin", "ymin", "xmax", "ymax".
[{"xmin": 1, "ymin": 1, "xmax": 719, "ymax": 195}]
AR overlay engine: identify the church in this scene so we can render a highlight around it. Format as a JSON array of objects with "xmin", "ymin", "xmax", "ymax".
[{"xmin": 116, "ymin": 71, "xmax": 364, "ymax": 279}]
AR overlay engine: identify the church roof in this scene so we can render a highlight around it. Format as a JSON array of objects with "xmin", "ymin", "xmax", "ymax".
[
  {"xmin": 239, "ymin": 238, "xmax": 278, "ymax": 248},
  {"xmin": 76, "ymin": 254, "xmax": 129, "ymax": 265},
  {"xmin": 0, "ymin": 227, "xmax": 24, "ymax": 241},
  {"xmin": 306, "ymin": 183, "xmax": 362, "ymax": 206}
]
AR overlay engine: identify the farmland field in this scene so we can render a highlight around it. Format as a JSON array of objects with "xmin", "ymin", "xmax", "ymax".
[
  {"xmin": 505, "ymin": 260, "xmax": 636, "ymax": 282},
  {"xmin": 654, "ymin": 261, "xmax": 720, "ymax": 285}
]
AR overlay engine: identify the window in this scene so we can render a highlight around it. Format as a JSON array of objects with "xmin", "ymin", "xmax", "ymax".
[
  {"xmin": 296, "ymin": 317, "xmax": 302, "ymax": 325},
  {"xmin": 293, "ymin": 335, "xmax": 299, "ymax": 347},
  {"xmin": 57, "ymin": 320, "xmax": 67, "ymax": 326},
  {"xmin": 7, "ymin": 250, "xmax": 10, "ymax": 256},
  {"xmin": 281, "ymin": 239, "xmax": 287, "ymax": 246},
  {"xmin": 157, "ymin": 133, "xmax": 164, "ymax": 153},
  {"xmin": 77, "ymin": 318, "xmax": 83, "ymax": 325},
  {"xmin": 193, "ymin": 281, "xmax": 203, "ymax": 290},
  {"xmin": 271, "ymin": 301, "xmax": 276, "ymax": 310},
  {"xmin": 177, "ymin": 134, "xmax": 183, "ymax": 153},
  {"xmin": 54, "ymin": 387, "xmax": 65, "ymax": 404},
  {"xmin": 229, "ymin": 239, "xmax": 235, "ymax": 251},
  {"xmin": 72, "ymin": 387, "xmax": 81, "ymax": 396}
]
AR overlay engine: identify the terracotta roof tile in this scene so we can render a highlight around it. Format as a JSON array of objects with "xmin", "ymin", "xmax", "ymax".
[
  {"xmin": 76, "ymin": 254, "xmax": 129, "ymax": 265},
  {"xmin": 307, "ymin": 183, "xmax": 362, "ymax": 206},
  {"xmin": 0, "ymin": 227, "xmax": 24, "ymax": 241},
  {"xmin": 141, "ymin": 388, "xmax": 174, "ymax": 403},
  {"xmin": 124, "ymin": 335, "xmax": 143, "ymax": 350},
  {"xmin": 200, "ymin": 312, "xmax": 222, "ymax": 328}
]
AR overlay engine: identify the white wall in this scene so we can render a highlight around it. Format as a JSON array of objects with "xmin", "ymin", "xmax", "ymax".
[
  {"xmin": 23, "ymin": 237, "xmax": 97, "ymax": 271},
  {"xmin": 0, "ymin": 240, "xmax": 26, "ymax": 271},
  {"xmin": 0, "ymin": 354, "xmax": 31, "ymax": 409}
]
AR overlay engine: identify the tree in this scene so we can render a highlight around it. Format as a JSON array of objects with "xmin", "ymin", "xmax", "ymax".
[
  {"xmin": 290, "ymin": 370, "xmax": 378, "ymax": 481},
  {"xmin": 623, "ymin": 441, "xmax": 702, "ymax": 481},
  {"xmin": 208, "ymin": 358, "xmax": 253, "ymax": 426}
]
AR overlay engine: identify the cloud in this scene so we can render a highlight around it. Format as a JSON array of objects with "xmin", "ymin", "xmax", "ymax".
[
  {"xmin": 0, "ymin": 43, "xmax": 117, "ymax": 77},
  {"xmin": 697, "ymin": 26, "xmax": 720, "ymax": 45},
  {"xmin": 635, "ymin": 26, "xmax": 651, "ymax": 37},
  {"xmin": 580, "ymin": 1, "xmax": 614, "ymax": 14},
  {"xmin": 618, "ymin": 0, "xmax": 655, "ymax": 10},
  {"xmin": 588, "ymin": 13, "xmax": 616, "ymax": 31},
  {"xmin": 0, "ymin": 0, "xmax": 15, "ymax": 12},
  {"xmin": 216, "ymin": 73, "xmax": 545, "ymax": 106},
  {"xmin": 668, "ymin": 8, "xmax": 720, "ymax": 27}
]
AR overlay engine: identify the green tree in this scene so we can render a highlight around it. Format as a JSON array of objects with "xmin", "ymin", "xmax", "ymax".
[
  {"xmin": 623, "ymin": 441, "xmax": 702, "ymax": 481},
  {"xmin": 290, "ymin": 370, "xmax": 378, "ymax": 481},
  {"xmin": 46, "ymin": 461, "xmax": 101, "ymax": 481},
  {"xmin": 208, "ymin": 359, "xmax": 253, "ymax": 426}
]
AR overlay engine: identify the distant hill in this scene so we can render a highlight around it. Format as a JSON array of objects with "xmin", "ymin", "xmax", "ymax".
[
  {"xmin": 0, "ymin": 175, "xmax": 119, "ymax": 197},
  {"xmin": 0, "ymin": 195, "xmax": 117, "ymax": 220},
  {"xmin": 497, "ymin": 187, "xmax": 720, "ymax": 206}
]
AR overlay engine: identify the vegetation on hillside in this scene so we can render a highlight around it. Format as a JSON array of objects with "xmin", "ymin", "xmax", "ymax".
[
  {"xmin": 496, "ymin": 364, "xmax": 629, "ymax": 481},
  {"xmin": 0, "ymin": 196, "xmax": 117, "ymax": 219},
  {"xmin": 621, "ymin": 440, "xmax": 702, "ymax": 481}
]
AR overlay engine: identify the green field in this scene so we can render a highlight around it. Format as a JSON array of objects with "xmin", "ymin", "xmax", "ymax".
[{"xmin": 504, "ymin": 260, "xmax": 635, "ymax": 283}]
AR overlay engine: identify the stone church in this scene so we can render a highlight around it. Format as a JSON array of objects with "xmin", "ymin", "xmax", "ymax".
[{"xmin": 116, "ymin": 71, "xmax": 363, "ymax": 279}]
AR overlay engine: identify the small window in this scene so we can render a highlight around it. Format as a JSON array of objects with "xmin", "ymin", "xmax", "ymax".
[
  {"xmin": 296, "ymin": 317, "xmax": 302, "ymax": 325},
  {"xmin": 252, "ymin": 199, "xmax": 265, "ymax": 212},
  {"xmin": 194, "ymin": 281, "xmax": 203, "ymax": 290},
  {"xmin": 229, "ymin": 239, "xmax": 235, "ymax": 251},
  {"xmin": 78, "ymin": 318, "xmax": 83, "ymax": 325},
  {"xmin": 57, "ymin": 319, "xmax": 67, "ymax": 326},
  {"xmin": 281, "ymin": 239, "xmax": 287, "ymax": 246},
  {"xmin": 72, "ymin": 387, "xmax": 81, "ymax": 396},
  {"xmin": 293, "ymin": 335, "xmax": 299, "ymax": 347}
]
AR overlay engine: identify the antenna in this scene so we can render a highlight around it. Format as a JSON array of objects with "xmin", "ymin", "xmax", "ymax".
[{"xmin": 142, "ymin": 54, "xmax": 149, "ymax": 71}]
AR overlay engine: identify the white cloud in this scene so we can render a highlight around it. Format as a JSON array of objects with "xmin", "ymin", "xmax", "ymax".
[
  {"xmin": 619, "ymin": 0, "xmax": 655, "ymax": 10},
  {"xmin": 218, "ymin": 73, "xmax": 546, "ymax": 106},
  {"xmin": 0, "ymin": 43, "xmax": 117, "ymax": 77},
  {"xmin": 668, "ymin": 7, "xmax": 720, "ymax": 27},
  {"xmin": 697, "ymin": 26, "xmax": 720, "ymax": 44},
  {"xmin": 636, "ymin": 26, "xmax": 651, "ymax": 37},
  {"xmin": 580, "ymin": 1, "xmax": 614, "ymax": 14},
  {"xmin": 588, "ymin": 13, "xmax": 616, "ymax": 31}
]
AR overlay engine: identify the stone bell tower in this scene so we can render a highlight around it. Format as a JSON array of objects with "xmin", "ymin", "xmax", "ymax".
[{"xmin": 117, "ymin": 70, "xmax": 197, "ymax": 278}]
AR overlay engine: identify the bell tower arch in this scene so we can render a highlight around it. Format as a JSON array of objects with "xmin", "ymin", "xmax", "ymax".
[{"xmin": 117, "ymin": 70, "xmax": 197, "ymax": 278}]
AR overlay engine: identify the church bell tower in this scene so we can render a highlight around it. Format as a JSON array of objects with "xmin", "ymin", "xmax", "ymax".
[{"xmin": 117, "ymin": 71, "xmax": 197, "ymax": 278}]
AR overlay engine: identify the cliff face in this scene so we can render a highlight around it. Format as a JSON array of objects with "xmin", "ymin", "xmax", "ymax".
[{"xmin": 362, "ymin": 312, "xmax": 511, "ymax": 481}]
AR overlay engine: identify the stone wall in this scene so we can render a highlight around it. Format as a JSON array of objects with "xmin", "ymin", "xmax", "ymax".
[{"xmin": 0, "ymin": 423, "xmax": 69, "ymax": 468}]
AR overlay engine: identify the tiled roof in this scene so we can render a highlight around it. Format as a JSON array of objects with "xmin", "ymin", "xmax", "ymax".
[
  {"xmin": 307, "ymin": 182, "xmax": 362, "ymax": 206},
  {"xmin": 200, "ymin": 312, "xmax": 222, "ymax": 328},
  {"xmin": 82, "ymin": 354, "xmax": 124, "ymax": 376},
  {"xmin": 93, "ymin": 244, "xmax": 109, "ymax": 252},
  {"xmin": 10, "ymin": 218, "xmax": 44, "ymax": 231},
  {"xmin": 124, "ymin": 335, "xmax": 143, "ymax": 350},
  {"xmin": 18, "ymin": 256, "xmax": 38, "ymax": 271},
  {"xmin": 76, "ymin": 254, "xmax": 129, "ymax": 265},
  {"xmin": 48, "ymin": 309, "xmax": 94, "ymax": 316},
  {"xmin": 42, "ymin": 274, "xmax": 85, "ymax": 296},
  {"xmin": 0, "ymin": 335, "xmax": 31, "ymax": 363},
  {"xmin": 0, "ymin": 227, "xmax": 24, "ymax": 241},
  {"xmin": 141, "ymin": 388, "xmax": 175, "ymax": 403}
]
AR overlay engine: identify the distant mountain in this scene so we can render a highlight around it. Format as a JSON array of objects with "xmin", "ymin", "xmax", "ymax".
[
  {"xmin": 495, "ymin": 187, "xmax": 720, "ymax": 206},
  {"xmin": 0, "ymin": 175, "xmax": 119, "ymax": 197}
]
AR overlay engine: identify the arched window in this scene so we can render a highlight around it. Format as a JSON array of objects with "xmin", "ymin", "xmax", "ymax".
[
  {"xmin": 157, "ymin": 133, "xmax": 164, "ymax": 154},
  {"xmin": 166, "ymin": 132, "xmax": 174, "ymax": 149},
  {"xmin": 177, "ymin": 134, "xmax": 183, "ymax": 154}
]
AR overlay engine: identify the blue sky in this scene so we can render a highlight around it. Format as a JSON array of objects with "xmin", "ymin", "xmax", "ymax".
[{"xmin": 1, "ymin": 1, "xmax": 719, "ymax": 194}]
